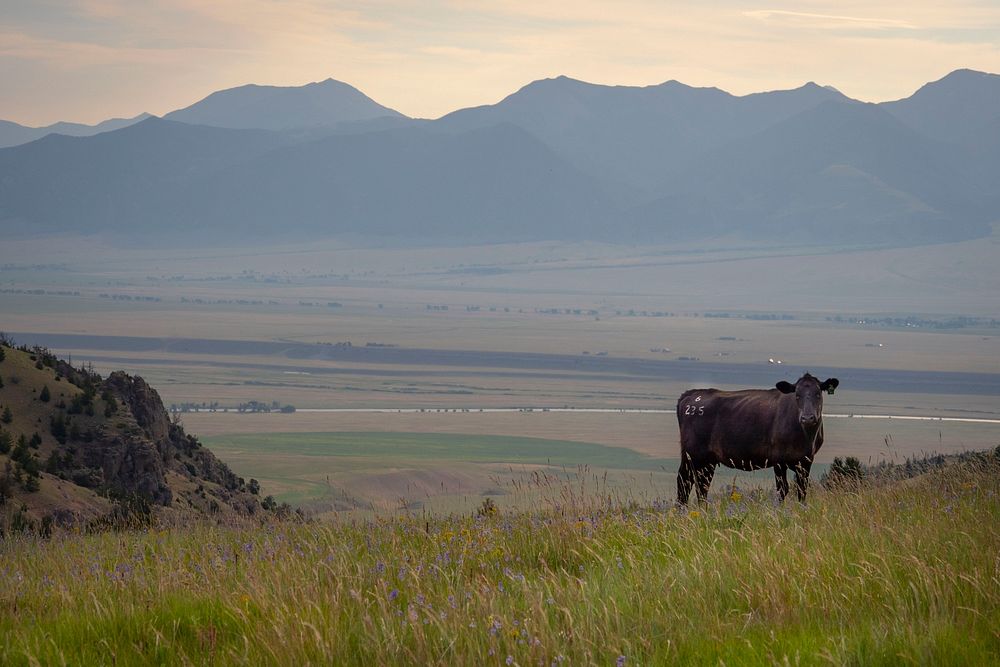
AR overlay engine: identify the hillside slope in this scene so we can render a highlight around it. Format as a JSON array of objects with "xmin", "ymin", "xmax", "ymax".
[
  {"xmin": 629, "ymin": 100, "xmax": 985, "ymax": 244},
  {"xmin": 0, "ymin": 120, "xmax": 612, "ymax": 242},
  {"xmin": 1, "ymin": 454, "xmax": 996, "ymax": 664},
  {"xmin": 0, "ymin": 340, "xmax": 261, "ymax": 529}
]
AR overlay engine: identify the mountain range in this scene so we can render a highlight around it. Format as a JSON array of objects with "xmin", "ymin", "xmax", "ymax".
[
  {"xmin": 1, "ymin": 69, "xmax": 997, "ymax": 247},
  {"xmin": 0, "ymin": 113, "xmax": 152, "ymax": 149}
]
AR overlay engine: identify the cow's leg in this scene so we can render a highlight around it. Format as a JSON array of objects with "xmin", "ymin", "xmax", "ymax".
[
  {"xmin": 676, "ymin": 456, "xmax": 695, "ymax": 505},
  {"xmin": 793, "ymin": 460, "xmax": 812, "ymax": 502},
  {"xmin": 774, "ymin": 464, "xmax": 789, "ymax": 502},
  {"xmin": 695, "ymin": 463, "xmax": 716, "ymax": 502}
]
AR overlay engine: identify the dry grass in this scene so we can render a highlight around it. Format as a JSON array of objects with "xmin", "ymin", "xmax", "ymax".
[{"xmin": 2, "ymin": 456, "xmax": 997, "ymax": 665}]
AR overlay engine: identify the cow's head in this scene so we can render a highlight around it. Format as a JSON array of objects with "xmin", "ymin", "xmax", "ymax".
[{"xmin": 776, "ymin": 373, "xmax": 839, "ymax": 428}]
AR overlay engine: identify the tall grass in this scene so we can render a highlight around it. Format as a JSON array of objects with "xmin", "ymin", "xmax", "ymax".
[{"xmin": 1, "ymin": 457, "xmax": 997, "ymax": 665}]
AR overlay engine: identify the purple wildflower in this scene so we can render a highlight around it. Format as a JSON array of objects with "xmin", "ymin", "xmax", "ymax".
[
  {"xmin": 616, "ymin": 656, "xmax": 626, "ymax": 667},
  {"xmin": 388, "ymin": 588, "xmax": 399, "ymax": 602}
]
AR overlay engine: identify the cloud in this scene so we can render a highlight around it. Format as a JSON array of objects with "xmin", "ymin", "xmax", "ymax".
[
  {"xmin": 419, "ymin": 45, "xmax": 488, "ymax": 58},
  {"xmin": 744, "ymin": 9, "xmax": 918, "ymax": 31},
  {"xmin": 0, "ymin": 31, "xmax": 231, "ymax": 69},
  {"xmin": 1, "ymin": 0, "xmax": 998, "ymax": 124}
]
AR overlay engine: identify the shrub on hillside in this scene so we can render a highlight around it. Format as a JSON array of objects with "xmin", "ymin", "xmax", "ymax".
[
  {"xmin": 23, "ymin": 472, "xmax": 39, "ymax": 493},
  {"xmin": 478, "ymin": 497, "xmax": 498, "ymax": 517},
  {"xmin": 0, "ymin": 462, "xmax": 12, "ymax": 503},
  {"xmin": 822, "ymin": 456, "xmax": 865, "ymax": 489}
]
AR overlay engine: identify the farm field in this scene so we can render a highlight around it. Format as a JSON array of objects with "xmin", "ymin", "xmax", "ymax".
[{"xmin": 201, "ymin": 431, "xmax": 683, "ymax": 514}]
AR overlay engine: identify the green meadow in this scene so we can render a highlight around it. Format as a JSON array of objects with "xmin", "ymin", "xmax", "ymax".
[
  {"xmin": 2, "ymin": 456, "xmax": 997, "ymax": 665},
  {"xmin": 205, "ymin": 431, "xmax": 675, "ymax": 469}
]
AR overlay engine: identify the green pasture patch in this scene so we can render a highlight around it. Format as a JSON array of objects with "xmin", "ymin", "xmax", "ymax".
[{"xmin": 204, "ymin": 431, "xmax": 678, "ymax": 471}]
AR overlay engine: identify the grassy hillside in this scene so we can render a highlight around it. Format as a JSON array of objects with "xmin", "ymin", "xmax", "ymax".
[
  {"xmin": 1, "ymin": 455, "xmax": 996, "ymax": 665},
  {"xmin": 0, "ymin": 341, "xmax": 113, "ymax": 522},
  {"xmin": 0, "ymin": 341, "xmax": 262, "ymax": 529}
]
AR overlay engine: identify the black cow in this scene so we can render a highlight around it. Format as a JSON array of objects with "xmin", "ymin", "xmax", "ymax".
[{"xmin": 676, "ymin": 372, "xmax": 839, "ymax": 504}]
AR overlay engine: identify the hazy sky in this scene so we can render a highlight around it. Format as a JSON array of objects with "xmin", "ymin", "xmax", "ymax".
[{"xmin": 2, "ymin": 1, "xmax": 999, "ymax": 125}]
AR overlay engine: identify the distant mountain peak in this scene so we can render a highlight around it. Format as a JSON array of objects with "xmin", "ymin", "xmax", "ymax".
[
  {"xmin": 939, "ymin": 68, "xmax": 993, "ymax": 81},
  {"xmin": 163, "ymin": 77, "xmax": 406, "ymax": 130},
  {"xmin": 892, "ymin": 68, "xmax": 1000, "ymax": 101},
  {"xmin": 881, "ymin": 67, "xmax": 1000, "ymax": 144},
  {"xmin": 518, "ymin": 75, "xmax": 590, "ymax": 91},
  {"xmin": 657, "ymin": 79, "xmax": 695, "ymax": 90}
]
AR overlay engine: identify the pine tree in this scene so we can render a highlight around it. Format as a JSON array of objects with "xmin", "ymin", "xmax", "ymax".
[
  {"xmin": 0, "ymin": 462, "xmax": 12, "ymax": 502},
  {"xmin": 39, "ymin": 385, "xmax": 51, "ymax": 403},
  {"xmin": 12, "ymin": 434, "xmax": 29, "ymax": 463},
  {"xmin": 1, "ymin": 406, "xmax": 11, "ymax": 424},
  {"xmin": 49, "ymin": 414, "xmax": 67, "ymax": 444},
  {"xmin": 23, "ymin": 472, "xmax": 40, "ymax": 493}
]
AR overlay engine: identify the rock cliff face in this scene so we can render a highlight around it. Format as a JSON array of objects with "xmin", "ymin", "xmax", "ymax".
[
  {"xmin": 106, "ymin": 372, "xmax": 172, "ymax": 442},
  {"xmin": 0, "ymin": 343, "xmax": 261, "ymax": 527},
  {"xmin": 82, "ymin": 430, "xmax": 174, "ymax": 506}
]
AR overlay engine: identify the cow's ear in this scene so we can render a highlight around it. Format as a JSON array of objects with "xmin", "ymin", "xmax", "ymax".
[
  {"xmin": 776, "ymin": 381, "xmax": 795, "ymax": 394},
  {"xmin": 820, "ymin": 378, "xmax": 839, "ymax": 395}
]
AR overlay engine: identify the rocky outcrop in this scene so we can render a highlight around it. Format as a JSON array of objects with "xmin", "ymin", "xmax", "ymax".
[
  {"xmin": 104, "ymin": 372, "xmax": 172, "ymax": 442},
  {"xmin": 0, "ymin": 342, "xmax": 261, "ymax": 525},
  {"xmin": 82, "ymin": 431, "xmax": 173, "ymax": 506},
  {"xmin": 86, "ymin": 370, "xmax": 264, "ymax": 513}
]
